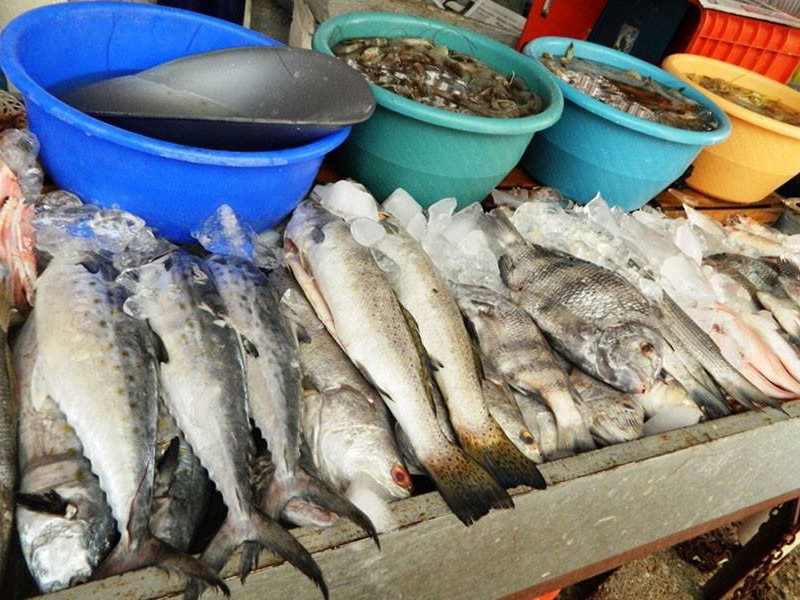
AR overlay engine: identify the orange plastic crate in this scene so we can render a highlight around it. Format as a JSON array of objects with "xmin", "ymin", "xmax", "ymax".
[{"xmin": 684, "ymin": 10, "xmax": 800, "ymax": 83}]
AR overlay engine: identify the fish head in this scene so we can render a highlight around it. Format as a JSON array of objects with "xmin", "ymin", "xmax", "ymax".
[
  {"xmin": 589, "ymin": 398, "xmax": 645, "ymax": 446},
  {"xmin": 343, "ymin": 444, "xmax": 413, "ymax": 500},
  {"xmin": 596, "ymin": 323, "xmax": 664, "ymax": 394}
]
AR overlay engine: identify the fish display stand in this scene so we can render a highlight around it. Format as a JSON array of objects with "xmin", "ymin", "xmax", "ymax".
[{"xmin": 16, "ymin": 400, "xmax": 800, "ymax": 599}]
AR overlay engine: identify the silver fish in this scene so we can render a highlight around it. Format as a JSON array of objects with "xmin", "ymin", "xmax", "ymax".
[
  {"xmin": 13, "ymin": 317, "xmax": 116, "ymax": 593},
  {"xmin": 661, "ymin": 343, "xmax": 729, "ymax": 418},
  {"xmin": 150, "ymin": 400, "xmax": 209, "ymax": 553},
  {"xmin": 480, "ymin": 377, "xmax": 543, "ymax": 464},
  {"xmin": 34, "ymin": 253, "xmax": 222, "ymax": 589},
  {"xmin": 273, "ymin": 269, "xmax": 413, "ymax": 504},
  {"xmin": 483, "ymin": 211, "xmax": 664, "ymax": 394},
  {"xmin": 285, "ymin": 200, "xmax": 514, "ymax": 526},
  {"xmin": 569, "ymin": 369, "xmax": 644, "ymax": 446},
  {"xmin": 370, "ymin": 217, "xmax": 545, "ymax": 489},
  {"xmin": 123, "ymin": 250, "xmax": 325, "ymax": 599},
  {"xmin": 455, "ymin": 283, "xmax": 595, "ymax": 455},
  {"xmin": 205, "ymin": 255, "xmax": 376, "ymax": 542}
]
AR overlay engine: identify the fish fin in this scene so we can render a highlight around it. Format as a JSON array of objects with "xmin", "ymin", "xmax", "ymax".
[
  {"xmin": 421, "ymin": 443, "xmax": 515, "ymax": 526},
  {"xmin": 92, "ymin": 533, "xmax": 229, "ymax": 596},
  {"xmin": 555, "ymin": 386, "xmax": 598, "ymax": 454},
  {"xmin": 15, "ymin": 490, "xmax": 71, "ymax": 516},
  {"xmin": 280, "ymin": 497, "xmax": 338, "ymax": 528},
  {"xmin": 345, "ymin": 479, "xmax": 397, "ymax": 534},
  {"xmin": 241, "ymin": 336, "xmax": 259, "ymax": 358},
  {"xmin": 457, "ymin": 421, "xmax": 547, "ymax": 490},
  {"xmin": 279, "ymin": 288, "xmax": 324, "ymax": 336},
  {"xmin": 427, "ymin": 354, "xmax": 444, "ymax": 372},
  {"xmin": 481, "ymin": 210, "xmax": 526, "ymax": 247}
]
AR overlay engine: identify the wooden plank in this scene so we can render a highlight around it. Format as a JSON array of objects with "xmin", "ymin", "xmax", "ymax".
[
  {"xmin": 652, "ymin": 187, "xmax": 785, "ymax": 226},
  {"xmin": 28, "ymin": 401, "xmax": 800, "ymax": 599}
]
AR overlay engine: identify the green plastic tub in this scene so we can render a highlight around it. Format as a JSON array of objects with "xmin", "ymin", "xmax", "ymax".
[{"xmin": 312, "ymin": 12, "xmax": 563, "ymax": 208}]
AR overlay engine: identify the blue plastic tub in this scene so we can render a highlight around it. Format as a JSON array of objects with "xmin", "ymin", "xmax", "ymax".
[
  {"xmin": 0, "ymin": 2, "xmax": 349, "ymax": 242},
  {"xmin": 521, "ymin": 37, "xmax": 731, "ymax": 210}
]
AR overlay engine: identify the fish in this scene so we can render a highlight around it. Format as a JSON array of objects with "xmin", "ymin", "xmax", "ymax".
[
  {"xmin": 513, "ymin": 393, "xmax": 559, "ymax": 461},
  {"xmin": 657, "ymin": 293, "xmax": 780, "ymax": 410},
  {"xmin": 204, "ymin": 255, "xmax": 377, "ymax": 543},
  {"xmin": 569, "ymin": 369, "xmax": 644, "ymax": 446},
  {"xmin": 369, "ymin": 216, "xmax": 545, "ymax": 489},
  {"xmin": 284, "ymin": 200, "xmax": 514, "ymax": 526},
  {"xmin": 482, "ymin": 210, "xmax": 664, "ymax": 395},
  {"xmin": 705, "ymin": 253, "xmax": 800, "ymax": 345},
  {"xmin": 122, "ymin": 250, "xmax": 326, "ymax": 599},
  {"xmin": 149, "ymin": 400, "xmax": 210, "ymax": 553},
  {"xmin": 480, "ymin": 377, "xmax": 543, "ymax": 464},
  {"xmin": 13, "ymin": 316, "xmax": 117, "ymax": 593},
  {"xmin": 273, "ymin": 269, "xmax": 412, "ymax": 531},
  {"xmin": 660, "ymin": 342, "xmax": 730, "ymax": 419},
  {"xmin": 33, "ymin": 252, "xmax": 225, "ymax": 592},
  {"xmin": 455, "ymin": 283, "xmax": 595, "ymax": 455},
  {"xmin": 637, "ymin": 377, "xmax": 703, "ymax": 435}
]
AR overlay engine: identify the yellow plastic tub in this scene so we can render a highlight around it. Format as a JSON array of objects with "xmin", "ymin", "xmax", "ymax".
[{"xmin": 662, "ymin": 53, "xmax": 800, "ymax": 204}]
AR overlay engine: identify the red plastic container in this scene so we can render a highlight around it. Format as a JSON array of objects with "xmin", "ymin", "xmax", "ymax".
[{"xmin": 682, "ymin": 10, "xmax": 800, "ymax": 83}]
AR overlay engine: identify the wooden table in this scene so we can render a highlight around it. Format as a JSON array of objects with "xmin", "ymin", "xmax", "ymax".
[{"xmin": 30, "ymin": 400, "xmax": 800, "ymax": 599}]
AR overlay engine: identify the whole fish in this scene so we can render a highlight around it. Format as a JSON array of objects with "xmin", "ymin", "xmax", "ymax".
[
  {"xmin": 705, "ymin": 253, "xmax": 800, "ymax": 344},
  {"xmin": 369, "ymin": 216, "xmax": 545, "ymax": 489},
  {"xmin": 285, "ymin": 200, "xmax": 515, "ymax": 526},
  {"xmin": 483, "ymin": 211, "xmax": 664, "ymax": 394},
  {"xmin": 122, "ymin": 250, "xmax": 325, "ymax": 599},
  {"xmin": 205, "ymin": 255, "xmax": 377, "ymax": 542},
  {"xmin": 480, "ymin": 377, "xmax": 543, "ymax": 464},
  {"xmin": 569, "ymin": 369, "xmax": 644, "ymax": 446},
  {"xmin": 34, "ymin": 253, "xmax": 223, "ymax": 590},
  {"xmin": 13, "ymin": 317, "xmax": 116, "ymax": 593},
  {"xmin": 150, "ymin": 400, "xmax": 209, "ymax": 553},
  {"xmin": 273, "ymin": 270, "xmax": 412, "ymax": 508},
  {"xmin": 455, "ymin": 283, "xmax": 595, "ymax": 455}
]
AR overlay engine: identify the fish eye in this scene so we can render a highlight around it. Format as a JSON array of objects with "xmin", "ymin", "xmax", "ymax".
[
  {"xmin": 391, "ymin": 464, "xmax": 413, "ymax": 490},
  {"xmin": 640, "ymin": 342, "xmax": 654, "ymax": 355}
]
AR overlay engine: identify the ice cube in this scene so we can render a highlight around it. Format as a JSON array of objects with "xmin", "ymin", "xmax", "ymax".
[
  {"xmin": 406, "ymin": 211, "xmax": 428, "ymax": 241},
  {"xmin": 0, "ymin": 129, "xmax": 42, "ymax": 198},
  {"xmin": 191, "ymin": 204, "xmax": 254, "ymax": 260},
  {"xmin": 253, "ymin": 229, "xmax": 284, "ymax": 270},
  {"xmin": 529, "ymin": 186, "xmax": 565, "ymax": 205},
  {"xmin": 442, "ymin": 203, "xmax": 482, "ymax": 245},
  {"xmin": 320, "ymin": 180, "xmax": 379, "ymax": 222},
  {"xmin": 427, "ymin": 197, "xmax": 457, "ymax": 222},
  {"xmin": 350, "ymin": 217, "xmax": 386, "ymax": 248},
  {"xmin": 382, "ymin": 188, "xmax": 422, "ymax": 226},
  {"xmin": 35, "ymin": 190, "xmax": 84, "ymax": 212}
]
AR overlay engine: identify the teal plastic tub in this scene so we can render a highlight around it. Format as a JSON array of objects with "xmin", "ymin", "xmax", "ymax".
[
  {"xmin": 520, "ymin": 37, "xmax": 731, "ymax": 210},
  {"xmin": 312, "ymin": 12, "xmax": 563, "ymax": 208}
]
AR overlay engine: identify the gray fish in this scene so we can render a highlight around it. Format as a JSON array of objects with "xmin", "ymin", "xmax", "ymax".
[
  {"xmin": 0, "ymin": 286, "xmax": 13, "ymax": 591},
  {"xmin": 569, "ymin": 369, "xmax": 644, "ymax": 446},
  {"xmin": 370, "ymin": 217, "xmax": 545, "ymax": 489},
  {"xmin": 483, "ymin": 211, "xmax": 664, "ymax": 394},
  {"xmin": 13, "ymin": 317, "xmax": 116, "ymax": 593},
  {"xmin": 34, "ymin": 253, "xmax": 223, "ymax": 590},
  {"xmin": 705, "ymin": 253, "xmax": 800, "ymax": 344},
  {"xmin": 480, "ymin": 377, "xmax": 543, "ymax": 464},
  {"xmin": 122, "ymin": 250, "xmax": 325, "ymax": 599},
  {"xmin": 273, "ymin": 269, "xmax": 413, "ymax": 507},
  {"xmin": 658, "ymin": 293, "xmax": 779, "ymax": 411},
  {"xmin": 205, "ymin": 255, "xmax": 377, "ymax": 544},
  {"xmin": 150, "ymin": 400, "xmax": 209, "ymax": 553},
  {"xmin": 285, "ymin": 200, "xmax": 515, "ymax": 526},
  {"xmin": 455, "ymin": 283, "xmax": 595, "ymax": 455}
]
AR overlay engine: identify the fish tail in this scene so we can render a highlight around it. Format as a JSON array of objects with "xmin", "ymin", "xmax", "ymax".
[
  {"xmin": 294, "ymin": 474, "xmax": 380, "ymax": 549},
  {"xmin": 245, "ymin": 509, "xmax": 328, "ymax": 600},
  {"xmin": 91, "ymin": 533, "xmax": 229, "ymax": 597},
  {"xmin": 457, "ymin": 421, "xmax": 547, "ymax": 490},
  {"xmin": 480, "ymin": 210, "xmax": 525, "ymax": 247},
  {"xmin": 553, "ymin": 409, "xmax": 597, "ymax": 455},
  {"xmin": 267, "ymin": 471, "xmax": 379, "ymax": 548},
  {"xmin": 420, "ymin": 443, "xmax": 515, "ymax": 526}
]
